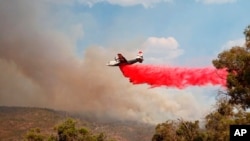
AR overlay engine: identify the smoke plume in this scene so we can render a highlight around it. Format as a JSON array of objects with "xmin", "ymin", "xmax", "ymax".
[
  {"xmin": 0, "ymin": 0, "xmax": 220, "ymax": 123},
  {"xmin": 119, "ymin": 65, "xmax": 228, "ymax": 88}
]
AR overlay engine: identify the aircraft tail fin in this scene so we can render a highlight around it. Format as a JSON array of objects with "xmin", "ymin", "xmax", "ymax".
[{"xmin": 136, "ymin": 50, "xmax": 143, "ymax": 63}]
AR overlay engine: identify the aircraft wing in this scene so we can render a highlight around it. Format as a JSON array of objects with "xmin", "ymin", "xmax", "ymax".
[
  {"xmin": 106, "ymin": 60, "xmax": 120, "ymax": 66},
  {"xmin": 117, "ymin": 53, "xmax": 127, "ymax": 63}
]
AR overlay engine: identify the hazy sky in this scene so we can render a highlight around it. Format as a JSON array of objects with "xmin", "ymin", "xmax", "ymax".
[{"xmin": 0, "ymin": 0, "xmax": 249, "ymax": 124}]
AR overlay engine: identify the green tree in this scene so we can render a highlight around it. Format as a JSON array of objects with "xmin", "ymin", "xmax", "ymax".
[
  {"xmin": 204, "ymin": 98, "xmax": 233, "ymax": 141},
  {"xmin": 56, "ymin": 118, "xmax": 78, "ymax": 141},
  {"xmin": 244, "ymin": 25, "xmax": 250, "ymax": 49},
  {"xmin": 204, "ymin": 97, "xmax": 250, "ymax": 141},
  {"xmin": 152, "ymin": 120, "xmax": 179, "ymax": 141},
  {"xmin": 213, "ymin": 25, "xmax": 250, "ymax": 109},
  {"xmin": 24, "ymin": 128, "xmax": 45, "ymax": 141},
  {"xmin": 176, "ymin": 120, "xmax": 204, "ymax": 141},
  {"xmin": 151, "ymin": 98, "xmax": 250, "ymax": 141},
  {"xmin": 54, "ymin": 118, "xmax": 113, "ymax": 141},
  {"xmin": 23, "ymin": 118, "xmax": 114, "ymax": 141},
  {"xmin": 152, "ymin": 120, "xmax": 204, "ymax": 141}
]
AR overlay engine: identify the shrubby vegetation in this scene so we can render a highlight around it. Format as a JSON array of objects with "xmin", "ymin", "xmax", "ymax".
[
  {"xmin": 151, "ymin": 25, "xmax": 250, "ymax": 141},
  {"xmin": 24, "ymin": 118, "xmax": 115, "ymax": 141}
]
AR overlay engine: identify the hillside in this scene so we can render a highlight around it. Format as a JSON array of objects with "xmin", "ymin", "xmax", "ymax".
[{"xmin": 0, "ymin": 106, "xmax": 154, "ymax": 141}]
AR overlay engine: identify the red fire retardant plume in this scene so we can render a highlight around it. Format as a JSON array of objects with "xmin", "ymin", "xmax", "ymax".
[{"xmin": 119, "ymin": 64, "xmax": 228, "ymax": 89}]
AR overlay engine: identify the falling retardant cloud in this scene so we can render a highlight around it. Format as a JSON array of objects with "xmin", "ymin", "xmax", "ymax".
[
  {"xmin": 0, "ymin": 0, "xmax": 217, "ymax": 124},
  {"xmin": 119, "ymin": 64, "xmax": 228, "ymax": 88}
]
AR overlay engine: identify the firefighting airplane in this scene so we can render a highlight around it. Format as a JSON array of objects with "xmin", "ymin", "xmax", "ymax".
[{"xmin": 106, "ymin": 51, "xmax": 143, "ymax": 66}]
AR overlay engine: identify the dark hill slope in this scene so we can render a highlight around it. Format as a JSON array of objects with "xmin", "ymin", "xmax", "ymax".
[{"xmin": 0, "ymin": 106, "xmax": 66, "ymax": 140}]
